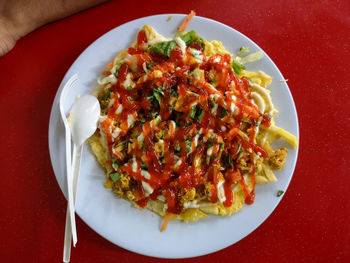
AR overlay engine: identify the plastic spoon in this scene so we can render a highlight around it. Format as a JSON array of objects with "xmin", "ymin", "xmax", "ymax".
[{"xmin": 63, "ymin": 94, "xmax": 100, "ymax": 262}]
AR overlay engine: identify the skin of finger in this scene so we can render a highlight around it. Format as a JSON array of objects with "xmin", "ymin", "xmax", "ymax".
[{"xmin": 0, "ymin": 0, "xmax": 109, "ymax": 56}]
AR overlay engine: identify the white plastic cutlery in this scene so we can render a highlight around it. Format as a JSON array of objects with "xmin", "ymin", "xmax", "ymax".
[
  {"xmin": 59, "ymin": 74, "xmax": 77, "ymax": 259},
  {"xmin": 59, "ymin": 74, "xmax": 100, "ymax": 262}
]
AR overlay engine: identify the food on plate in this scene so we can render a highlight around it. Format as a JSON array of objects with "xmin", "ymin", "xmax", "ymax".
[{"xmin": 88, "ymin": 23, "xmax": 298, "ymax": 229}]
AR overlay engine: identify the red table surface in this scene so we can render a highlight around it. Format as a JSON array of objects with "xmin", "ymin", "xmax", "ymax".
[{"xmin": 1, "ymin": 0, "xmax": 349, "ymax": 262}]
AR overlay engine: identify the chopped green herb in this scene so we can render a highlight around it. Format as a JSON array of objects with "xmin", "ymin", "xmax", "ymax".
[
  {"xmin": 179, "ymin": 30, "xmax": 196, "ymax": 45},
  {"xmin": 220, "ymin": 108, "xmax": 228, "ymax": 118},
  {"xmin": 153, "ymin": 87, "xmax": 163, "ymax": 105},
  {"xmin": 189, "ymin": 105, "xmax": 197, "ymax": 119},
  {"xmin": 210, "ymin": 96, "xmax": 216, "ymax": 107},
  {"xmin": 140, "ymin": 117, "xmax": 146, "ymax": 124},
  {"xmin": 147, "ymin": 60, "xmax": 156, "ymax": 70},
  {"xmin": 112, "ymin": 158, "xmax": 119, "ymax": 171},
  {"xmin": 126, "ymin": 86, "xmax": 134, "ymax": 91},
  {"xmin": 170, "ymin": 87, "xmax": 178, "ymax": 97},
  {"xmin": 101, "ymin": 88, "xmax": 111, "ymax": 101},
  {"xmin": 220, "ymin": 142, "xmax": 225, "ymax": 150},
  {"xmin": 186, "ymin": 138, "xmax": 192, "ymax": 153},
  {"xmin": 179, "ymin": 30, "xmax": 205, "ymax": 49},
  {"xmin": 148, "ymin": 86, "xmax": 164, "ymax": 106},
  {"xmin": 277, "ymin": 190, "xmax": 284, "ymax": 197},
  {"xmin": 155, "ymin": 86, "xmax": 164, "ymax": 96},
  {"xmin": 175, "ymin": 144, "xmax": 181, "ymax": 153},
  {"xmin": 196, "ymin": 108, "xmax": 204, "ymax": 121},
  {"xmin": 141, "ymin": 161, "xmax": 148, "ymax": 170},
  {"xmin": 232, "ymin": 59, "xmax": 246, "ymax": 75},
  {"xmin": 151, "ymin": 40, "xmax": 177, "ymax": 57},
  {"xmin": 224, "ymin": 154, "xmax": 232, "ymax": 168},
  {"xmin": 109, "ymin": 172, "xmax": 121, "ymax": 182},
  {"xmin": 146, "ymin": 95, "xmax": 153, "ymax": 102},
  {"xmin": 113, "ymin": 63, "xmax": 123, "ymax": 76}
]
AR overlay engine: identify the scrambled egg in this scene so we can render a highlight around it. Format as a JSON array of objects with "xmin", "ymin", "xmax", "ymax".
[{"xmin": 88, "ymin": 25, "xmax": 298, "ymax": 224}]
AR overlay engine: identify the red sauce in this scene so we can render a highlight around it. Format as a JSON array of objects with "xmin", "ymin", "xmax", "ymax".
[
  {"xmin": 210, "ymin": 164, "xmax": 220, "ymax": 203},
  {"xmin": 261, "ymin": 114, "xmax": 271, "ymax": 127},
  {"xmin": 149, "ymin": 188, "xmax": 159, "ymax": 201},
  {"xmin": 189, "ymin": 42, "xmax": 203, "ymax": 51},
  {"xmin": 169, "ymin": 47, "xmax": 184, "ymax": 65},
  {"xmin": 245, "ymin": 191, "xmax": 255, "ymax": 205},
  {"xmin": 166, "ymin": 188, "xmax": 181, "ymax": 214},
  {"xmin": 136, "ymin": 198, "xmax": 148, "ymax": 208},
  {"xmin": 223, "ymin": 169, "xmax": 241, "ymax": 207},
  {"xmin": 128, "ymin": 47, "xmax": 142, "ymax": 55},
  {"xmin": 101, "ymin": 29, "xmax": 272, "ymax": 213},
  {"xmin": 137, "ymin": 30, "xmax": 148, "ymax": 49}
]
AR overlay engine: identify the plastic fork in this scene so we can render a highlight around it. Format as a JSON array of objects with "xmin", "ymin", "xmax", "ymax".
[{"xmin": 59, "ymin": 73, "xmax": 78, "ymax": 262}]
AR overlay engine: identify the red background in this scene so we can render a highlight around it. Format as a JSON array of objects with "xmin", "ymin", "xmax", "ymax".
[{"xmin": 1, "ymin": 0, "xmax": 349, "ymax": 262}]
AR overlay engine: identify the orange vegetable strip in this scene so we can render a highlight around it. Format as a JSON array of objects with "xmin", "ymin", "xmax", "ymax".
[
  {"xmin": 106, "ymin": 61, "xmax": 114, "ymax": 70},
  {"xmin": 102, "ymin": 70, "xmax": 111, "ymax": 76},
  {"xmin": 178, "ymin": 10, "xmax": 196, "ymax": 32},
  {"xmin": 160, "ymin": 213, "xmax": 172, "ymax": 232}
]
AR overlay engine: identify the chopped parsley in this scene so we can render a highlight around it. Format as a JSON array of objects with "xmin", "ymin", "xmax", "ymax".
[
  {"xmin": 232, "ymin": 59, "xmax": 246, "ymax": 75},
  {"xmin": 147, "ymin": 60, "xmax": 156, "ymax": 70},
  {"xmin": 189, "ymin": 105, "xmax": 197, "ymax": 119},
  {"xmin": 101, "ymin": 88, "xmax": 111, "ymax": 101},
  {"xmin": 196, "ymin": 108, "xmax": 204, "ymax": 121},
  {"xmin": 153, "ymin": 87, "xmax": 163, "ymax": 105},
  {"xmin": 186, "ymin": 138, "xmax": 192, "ymax": 153},
  {"xmin": 170, "ymin": 87, "xmax": 178, "ymax": 98},
  {"xmin": 141, "ymin": 161, "xmax": 148, "ymax": 170},
  {"xmin": 179, "ymin": 30, "xmax": 205, "ymax": 49},
  {"xmin": 112, "ymin": 158, "xmax": 120, "ymax": 171},
  {"xmin": 109, "ymin": 172, "xmax": 121, "ymax": 182},
  {"xmin": 224, "ymin": 154, "xmax": 232, "ymax": 168},
  {"xmin": 148, "ymin": 86, "xmax": 164, "ymax": 106},
  {"xmin": 151, "ymin": 40, "xmax": 177, "ymax": 57},
  {"xmin": 113, "ymin": 63, "xmax": 123, "ymax": 76},
  {"xmin": 140, "ymin": 117, "xmax": 146, "ymax": 124},
  {"xmin": 220, "ymin": 108, "xmax": 228, "ymax": 118},
  {"xmin": 175, "ymin": 144, "xmax": 181, "ymax": 153},
  {"xmin": 277, "ymin": 190, "xmax": 284, "ymax": 197}
]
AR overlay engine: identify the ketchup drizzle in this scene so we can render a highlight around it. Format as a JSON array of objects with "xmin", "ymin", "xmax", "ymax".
[{"xmin": 101, "ymin": 30, "xmax": 271, "ymax": 213}]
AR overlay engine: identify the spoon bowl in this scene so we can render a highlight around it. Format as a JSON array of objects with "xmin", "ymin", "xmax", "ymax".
[{"xmin": 69, "ymin": 95, "xmax": 101, "ymax": 147}]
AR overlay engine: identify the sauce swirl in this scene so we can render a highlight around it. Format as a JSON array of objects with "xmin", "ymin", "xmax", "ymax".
[{"xmin": 98, "ymin": 29, "xmax": 272, "ymax": 213}]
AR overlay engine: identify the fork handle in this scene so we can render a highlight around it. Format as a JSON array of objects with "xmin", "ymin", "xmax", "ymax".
[
  {"xmin": 70, "ymin": 143, "xmax": 83, "ymax": 246},
  {"xmin": 63, "ymin": 205, "xmax": 72, "ymax": 262}
]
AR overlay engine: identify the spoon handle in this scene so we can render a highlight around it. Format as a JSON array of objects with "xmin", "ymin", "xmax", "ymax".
[{"xmin": 70, "ymin": 143, "xmax": 83, "ymax": 247}]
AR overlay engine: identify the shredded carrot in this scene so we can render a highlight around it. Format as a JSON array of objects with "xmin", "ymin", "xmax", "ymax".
[
  {"xmin": 106, "ymin": 61, "xmax": 114, "ymax": 70},
  {"xmin": 178, "ymin": 10, "xmax": 196, "ymax": 32},
  {"xmin": 125, "ymin": 58, "xmax": 136, "ymax": 68},
  {"xmin": 102, "ymin": 70, "xmax": 111, "ymax": 76},
  {"xmin": 167, "ymin": 16, "xmax": 173, "ymax": 22},
  {"xmin": 160, "ymin": 213, "xmax": 172, "ymax": 232}
]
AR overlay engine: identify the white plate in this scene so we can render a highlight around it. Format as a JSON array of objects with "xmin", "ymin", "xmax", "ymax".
[{"xmin": 49, "ymin": 14, "xmax": 299, "ymax": 258}]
